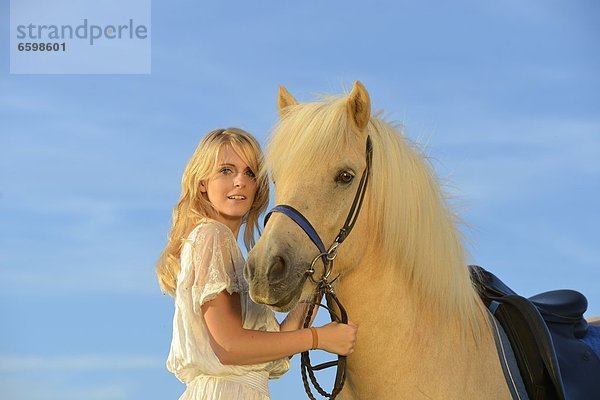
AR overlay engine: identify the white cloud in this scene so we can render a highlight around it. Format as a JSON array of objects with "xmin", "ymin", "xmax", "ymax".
[
  {"xmin": 0, "ymin": 355, "xmax": 165, "ymax": 400},
  {"xmin": 0, "ymin": 263, "xmax": 159, "ymax": 295},
  {"xmin": 0, "ymin": 354, "xmax": 162, "ymax": 372},
  {"xmin": 0, "ymin": 378, "xmax": 131, "ymax": 400},
  {"xmin": 505, "ymin": 219, "xmax": 600, "ymax": 269},
  {"xmin": 433, "ymin": 116, "xmax": 600, "ymax": 149},
  {"xmin": 425, "ymin": 117, "xmax": 600, "ymax": 204}
]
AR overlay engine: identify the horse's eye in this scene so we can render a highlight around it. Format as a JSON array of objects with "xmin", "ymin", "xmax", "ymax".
[{"xmin": 336, "ymin": 170, "xmax": 355, "ymax": 185}]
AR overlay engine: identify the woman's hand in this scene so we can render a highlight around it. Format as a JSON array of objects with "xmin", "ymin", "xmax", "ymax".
[{"xmin": 315, "ymin": 321, "xmax": 358, "ymax": 356}]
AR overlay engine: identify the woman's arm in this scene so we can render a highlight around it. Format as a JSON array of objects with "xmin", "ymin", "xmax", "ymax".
[{"xmin": 201, "ymin": 291, "xmax": 356, "ymax": 366}]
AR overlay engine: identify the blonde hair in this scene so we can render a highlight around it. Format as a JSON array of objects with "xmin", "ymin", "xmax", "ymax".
[{"xmin": 156, "ymin": 128, "xmax": 269, "ymax": 296}]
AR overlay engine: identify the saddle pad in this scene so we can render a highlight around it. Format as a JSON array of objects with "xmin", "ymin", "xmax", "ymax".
[{"xmin": 582, "ymin": 325, "xmax": 600, "ymax": 360}]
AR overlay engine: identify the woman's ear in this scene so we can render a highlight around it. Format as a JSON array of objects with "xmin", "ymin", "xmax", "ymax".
[{"xmin": 200, "ymin": 181, "xmax": 207, "ymax": 193}]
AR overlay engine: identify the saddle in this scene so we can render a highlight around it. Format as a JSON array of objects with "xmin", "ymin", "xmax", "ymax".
[{"xmin": 470, "ymin": 265, "xmax": 600, "ymax": 400}]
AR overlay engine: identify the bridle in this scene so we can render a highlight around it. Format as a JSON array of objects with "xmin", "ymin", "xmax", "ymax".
[{"xmin": 263, "ymin": 136, "xmax": 373, "ymax": 399}]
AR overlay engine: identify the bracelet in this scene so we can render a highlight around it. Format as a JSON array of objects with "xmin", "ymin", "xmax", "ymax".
[{"xmin": 309, "ymin": 327, "xmax": 318, "ymax": 350}]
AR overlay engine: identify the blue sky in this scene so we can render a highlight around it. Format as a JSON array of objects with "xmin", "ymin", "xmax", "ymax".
[{"xmin": 1, "ymin": 0, "xmax": 599, "ymax": 399}]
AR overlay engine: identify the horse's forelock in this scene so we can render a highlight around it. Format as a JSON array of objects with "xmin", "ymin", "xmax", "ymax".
[{"xmin": 266, "ymin": 96, "xmax": 354, "ymax": 181}]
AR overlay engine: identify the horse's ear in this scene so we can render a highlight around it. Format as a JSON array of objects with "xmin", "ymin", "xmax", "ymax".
[
  {"xmin": 277, "ymin": 86, "xmax": 298, "ymax": 117},
  {"xmin": 347, "ymin": 81, "xmax": 371, "ymax": 131}
]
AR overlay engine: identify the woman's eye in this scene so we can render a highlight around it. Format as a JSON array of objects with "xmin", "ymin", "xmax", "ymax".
[
  {"xmin": 245, "ymin": 169, "xmax": 256, "ymax": 178},
  {"xmin": 336, "ymin": 170, "xmax": 355, "ymax": 184},
  {"xmin": 220, "ymin": 167, "xmax": 233, "ymax": 175}
]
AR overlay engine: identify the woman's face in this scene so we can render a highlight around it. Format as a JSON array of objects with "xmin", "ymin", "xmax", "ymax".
[{"xmin": 201, "ymin": 144, "xmax": 258, "ymax": 230}]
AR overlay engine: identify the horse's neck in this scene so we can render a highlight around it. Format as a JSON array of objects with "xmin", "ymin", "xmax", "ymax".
[
  {"xmin": 335, "ymin": 256, "xmax": 511, "ymax": 400},
  {"xmin": 336, "ymin": 244, "xmax": 482, "ymax": 338},
  {"xmin": 335, "ymin": 256, "xmax": 419, "ymax": 342}
]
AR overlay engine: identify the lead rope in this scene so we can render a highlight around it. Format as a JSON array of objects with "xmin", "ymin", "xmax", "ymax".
[{"xmin": 301, "ymin": 280, "xmax": 348, "ymax": 399}]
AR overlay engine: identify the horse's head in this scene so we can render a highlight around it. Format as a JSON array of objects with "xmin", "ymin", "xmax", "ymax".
[{"xmin": 245, "ymin": 81, "xmax": 373, "ymax": 311}]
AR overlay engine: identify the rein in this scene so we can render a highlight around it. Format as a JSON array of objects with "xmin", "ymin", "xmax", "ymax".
[{"xmin": 264, "ymin": 136, "xmax": 373, "ymax": 399}]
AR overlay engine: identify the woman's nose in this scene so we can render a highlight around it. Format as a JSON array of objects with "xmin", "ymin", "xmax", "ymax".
[{"xmin": 233, "ymin": 173, "xmax": 247, "ymax": 187}]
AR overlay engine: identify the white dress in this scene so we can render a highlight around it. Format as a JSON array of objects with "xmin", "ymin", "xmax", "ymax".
[{"xmin": 166, "ymin": 218, "xmax": 290, "ymax": 399}]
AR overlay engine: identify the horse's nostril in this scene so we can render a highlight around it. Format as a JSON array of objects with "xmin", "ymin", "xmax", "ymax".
[{"xmin": 268, "ymin": 256, "xmax": 286, "ymax": 281}]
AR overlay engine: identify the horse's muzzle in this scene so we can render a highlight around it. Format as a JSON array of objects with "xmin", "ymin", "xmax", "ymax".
[{"xmin": 245, "ymin": 253, "xmax": 306, "ymax": 311}]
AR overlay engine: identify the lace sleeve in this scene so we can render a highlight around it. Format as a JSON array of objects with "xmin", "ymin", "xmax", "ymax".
[{"xmin": 190, "ymin": 222, "xmax": 241, "ymax": 313}]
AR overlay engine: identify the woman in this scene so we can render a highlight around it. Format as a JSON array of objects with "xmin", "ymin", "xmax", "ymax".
[{"xmin": 156, "ymin": 128, "xmax": 357, "ymax": 399}]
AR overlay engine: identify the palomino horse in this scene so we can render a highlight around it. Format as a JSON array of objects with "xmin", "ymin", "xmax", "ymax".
[{"xmin": 245, "ymin": 82, "xmax": 598, "ymax": 399}]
